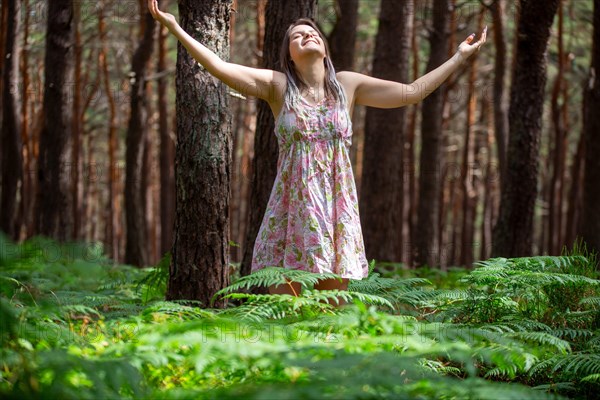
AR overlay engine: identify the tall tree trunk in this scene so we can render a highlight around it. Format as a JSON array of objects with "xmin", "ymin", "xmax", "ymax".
[
  {"xmin": 71, "ymin": 1, "xmax": 82, "ymax": 240},
  {"xmin": 414, "ymin": 0, "xmax": 451, "ymax": 267},
  {"xmin": 157, "ymin": 7, "xmax": 175, "ymax": 258},
  {"xmin": 492, "ymin": 0, "xmax": 559, "ymax": 257},
  {"xmin": 405, "ymin": 9, "xmax": 421, "ymax": 267},
  {"xmin": 78, "ymin": 26, "xmax": 99, "ymax": 243},
  {"xmin": 19, "ymin": 0, "xmax": 31, "ymax": 243},
  {"xmin": 0, "ymin": 0, "xmax": 21, "ymax": 240},
  {"xmin": 490, "ymin": 0, "xmax": 508, "ymax": 188},
  {"xmin": 548, "ymin": 1, "xmax": 566, "ymax": 255},
  {"xmin": 360, "ymin": 0, "xmax": 413, "ymax": 264},
  {"xmin": 460, "ymin": 7, "xmax": 484, "ymax": 268},
  {"xmin": 481, "ymin": 97, "xmax": 495, "ymax": 260},
  {"xmin": 460, "ymin": 45, "xmax": 477, "ymax": 267},
  {"xmin": 36, "ymin": 0, "xmax": 74, "ymax": 241},
  {"xmin": 98, "ymin": 5, "xmax": 120, "ymax": 261},
  {"xmin": 566, "ymin": 128, "xmax": 584, "ymax": 246},
  {"xmin": 167, "ymin": 0, "xmax": 232, "ymax": 307},
  {"xmin": 579, "ymin": 0, "xmax": 600, "ymax": 257},
  {"xmin": 0, "ymin": 0, "xmax": 6, "ymax": 105},
  {"xmin": 240, "ymin": 0, "xmax": 317, "ymax": 277},
  {"xmin": 328, "ymin": 0, "xmax": 359, "ymax": 72},
  {"xmin": 124, "ymin": 7, "xmax": 156, "ymax": 266}
]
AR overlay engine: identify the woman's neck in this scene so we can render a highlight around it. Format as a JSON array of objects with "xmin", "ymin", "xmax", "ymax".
[{"xmin": 294, "ymin": 58, "xmax": 326, "ymax": 90}]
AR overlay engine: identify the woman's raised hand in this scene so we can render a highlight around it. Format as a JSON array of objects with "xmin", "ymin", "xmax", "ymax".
[
  {"xmin": 457, "ymin": 26, "xmax": 488, "ymax": 62},
  {"xmin": 148, "ymin": 0, "xmax": 177, "ymax": 29}
]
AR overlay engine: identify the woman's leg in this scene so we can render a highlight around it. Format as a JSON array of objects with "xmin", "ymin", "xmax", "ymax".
[
  {"xmin": 313, "ymin": 278, "xmax": 349, "ymax": 306},
  {"xmin": 268, "ymin": 280, "xmax": 302, "ymax": 296}
]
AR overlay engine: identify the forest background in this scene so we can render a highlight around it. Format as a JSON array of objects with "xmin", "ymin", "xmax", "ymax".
[
  {"xmin": 0, "ymin": 0, "xmax": 599, "ymax": 301},
  {"xmin": 2, "ymin": 1, "xmax": 600, "ymax": 398}
]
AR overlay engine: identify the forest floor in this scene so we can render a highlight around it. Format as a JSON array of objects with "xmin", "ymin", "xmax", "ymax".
[{"xmin": 1, "ymin": 235, "xmax": 599, "ymax": 399}]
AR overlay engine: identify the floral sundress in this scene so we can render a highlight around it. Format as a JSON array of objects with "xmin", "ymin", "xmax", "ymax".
[{"xmin": 251, "ymin": 96, "xmax": 369, "ymax": 280}]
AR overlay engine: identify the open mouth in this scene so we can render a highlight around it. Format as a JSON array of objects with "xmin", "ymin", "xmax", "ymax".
[{"xmin": 304, "ymin": 39, "xmax": 319, "ymax": 45}]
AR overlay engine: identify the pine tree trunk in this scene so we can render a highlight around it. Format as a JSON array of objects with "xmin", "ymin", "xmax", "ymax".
[
  {"xmin": 461, "ymin": 37, "xmax": 479, "ymax": 268},
  {"xmin": 414, "ymin": 0, "xmax": 451, "ymax": 267},
  {"xmin": 328, "ymin": 0, "xmax": 359, "ymax": 72},
  {"xmin": 405, "ymin": 11, "xmax": 420, "ymax": 267},
  {"xmin": 19, "ymin": 0, "xmax": 31, "ymax": 243},
  {"xmin": 125, "ymin": 8, "xmax": 156, "ymax": 266},
  {"xmin": 566, "ymin": 129, "xmax": 584, "ymax": 246},
  {"xmin": 99, "ymin": 6, "xmax": 120, "ymax": 261},
  {"xmin": 492, "ymin": 0, "xmax": 560, "ymax": 257},
  {"xmin": 490, "ymin": 0, "xmax": 508, "ymax": 188},
  {"xmin": 240, "ymin": 0, "xmax": 317, "ymax": 277},
  {"xmin": 548, "ymin": 2, "xmax": 566, "ymax": 255},
  {"xmin": 157, "ymin": 19, "xmax": 175, "ymax": 259},
  {"xmin": 71, "ymin": 1, "xmax": 82, "ymax": 240},
  {"xmin": 579, "ymin": 0, "xmax": 600, "ymax": 257},
  {"xmin": 360, "ymin": 0, "xmax": 413, "ymax": 263},
  {"xmin": 0, "ymin": 0, "xmax": 21, "ymax": 240},
  {"xmin": 36, "ymin": 0, "xmax": 74, "ymax": 242},
  {"xmin": 167, "ymin": 0, "xmax": 232, "ymax": 307},
  {"xmin": 460, "ymin": 7, "xmax": 484, "ymax": 267}
]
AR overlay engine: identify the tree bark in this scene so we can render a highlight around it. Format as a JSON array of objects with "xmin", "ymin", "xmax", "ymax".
[
  {"xmin": 460, "ymin": 7, "xmax": 484, "ymax": 268},
  {"xmin": 460, "ymin": 37, "xmax": 478, "ymax": 268},
  {"xmin": 36, "ymin": 0, "xmax": 74, "ymax": 242},
  {"xmin": 566, "ymin": 129, "xmax": 584, "ymax": 247},
  {"xmin": 240, "ymin": 0, "xmax": 317, "ymax": 277},
  {"xmin": 328, "ymin": 0, "xmax": 359, "ymax": 72},
  {"xmin": 548, "ymin": 1, "xmax": 566, "ymax": 255},
  {"xmin": 414, "ymin": 0, "xmax": 451, "ymax": 267},
  {"xmin": 579, "ymin": 0, "xmax": 600, "ymax": 257},
  {"xmin": 492, "ymin": 0, "xmax": 559, "ymax": 257},
  {"xmin": 0, "ymin": 0, "xmax": 22, "ymax": 240},
  {"xmin": 124, "ymin": 7, "xmax": 156, "ymax": 266},
  {"xmin": 360, "ymin": 0, "xmax": 413, "ymax": 264},
  {"xmin": 71, "ymin": 1, "xmax": 82, "ymax": 240},
  {"xmin": 157, "ymin": 11, "xmax": 175, "ymax": 259},
  {"xmin": 19, "ymin": 0, "xmax": 32, "ymax": 243},
  {"xmin": 98, "ymin": 5, "xmax": 120, "ymax": 261},
  {"xmin": 405, "ymin": 9, "xmax": 421, "ymax": 267},
  {"xmin": 167, "ymin": 0, "xmax": 232, "ymax": 307},
  {"xmin": 490, "ymin": 0, "xmax": 508, "ymax": 188}
]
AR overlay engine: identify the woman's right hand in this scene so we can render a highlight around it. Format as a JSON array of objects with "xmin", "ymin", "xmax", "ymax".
[{"xmin": 148, "ymin": 0, "xmax": 177, "ymax": 29}]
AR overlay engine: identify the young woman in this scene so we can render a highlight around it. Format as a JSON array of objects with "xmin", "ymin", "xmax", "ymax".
[{"xmin": 148, "ymin": 0, "xmax": 487, "ymax": 296}]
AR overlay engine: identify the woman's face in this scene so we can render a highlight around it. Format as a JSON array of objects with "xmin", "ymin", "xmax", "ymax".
[{"xmin": 288, "ymin": 24, "xmax": 326, "ymax": 63}]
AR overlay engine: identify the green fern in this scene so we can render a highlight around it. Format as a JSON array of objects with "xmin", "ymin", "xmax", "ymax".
[
  {"xmin": 213, "ymin": 267, "xmax": 343, "ymax": 300},
  {"xmin": 220, "ymin": 290, "xmax": 393, "ymax": 322}
]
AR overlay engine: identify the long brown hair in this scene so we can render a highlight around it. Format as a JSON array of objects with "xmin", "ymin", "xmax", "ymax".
[{"xmin": 279, "ymin": 18, "xmax": 347, "ymax": 111}]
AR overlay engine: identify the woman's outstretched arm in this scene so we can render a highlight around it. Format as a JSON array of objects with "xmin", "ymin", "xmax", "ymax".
[
  {"xmin": 338, "ymin": 27, "xmax": 488, "ymax": 109},
  {"xmin": 147, "ymin": 0, "xmax": 285, "ymax": 102}
]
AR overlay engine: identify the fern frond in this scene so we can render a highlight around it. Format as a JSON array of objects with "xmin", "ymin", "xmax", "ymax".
[
  {"xmin": 551, "ymin": 353, "xmax": 600, "ymax": 376},
  {"xmin": 510, "ymin": 332, "xmax": 571, "ymax": 354},
  {"xmin": 141, "ymin": 301, "xmax": 216, "ymax": 322},
  {"xmin": 581, "ymin": 373, "xmax": 600, "ymax": 383},
  {"xmin": 585, "ymin": 333, "xmax": 600, "ymax": 349},
  {"xmin": 349, "ymin": 275, "xmax": 431, "ymax": 294},
  {"xmin": 580, "ymin": 297, "xmax": 600, "ymax": 307},
  {"xmin": 213, "ymin": 267, "xmax": 343, "ymax": 302},
  {"xmin": 219, "ymin": 290, "xmax": 394, "ymax": 322},
  {"xmin": 420, "ymin": 358, "xmax": 462, "ymax": 376},
  {"xmin": 483, "ymin": 318, "xmax": 552, "ymax": 333},
  {"xmin": 532, "ymin": 382, "xmax": 576, "ymax": 392},
  {"xmin": 533, "ymin": 353, "xmax": 600, "ymax": 380},
  {"xmin": 550, "ymin": 328, "xmax": 594, "ymax": 341}
]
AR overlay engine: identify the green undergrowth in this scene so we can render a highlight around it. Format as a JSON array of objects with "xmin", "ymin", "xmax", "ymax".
[{"xmin": 1, "ymin": 233, "xmax": 599, "ymax": 399}]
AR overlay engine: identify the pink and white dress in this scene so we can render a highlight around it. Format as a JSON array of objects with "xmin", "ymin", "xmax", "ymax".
[{"xmin": 251, "ymin": 96, "xmax": 369, "ymax": 280}]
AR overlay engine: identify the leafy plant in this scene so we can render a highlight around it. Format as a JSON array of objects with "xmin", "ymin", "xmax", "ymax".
[{"xmin": 1, "ymin": 235, "xmax": 598, "ymax": 399}]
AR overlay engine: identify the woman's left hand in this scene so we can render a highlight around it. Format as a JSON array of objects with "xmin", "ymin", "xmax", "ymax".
[{"xmin": 457, "ymin": 26, "xmax": 488, "ymax": 62}]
